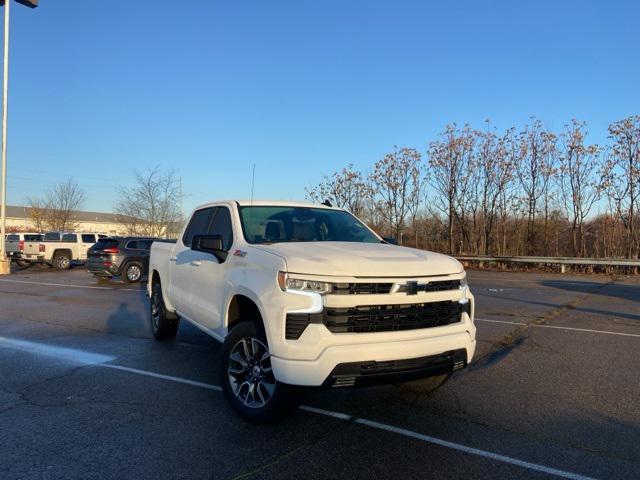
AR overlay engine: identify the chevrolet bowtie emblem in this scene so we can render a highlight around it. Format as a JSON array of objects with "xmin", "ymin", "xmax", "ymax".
[{"xmin": 406, "ymin": 281, "xmax": 419, "ymax": 295}]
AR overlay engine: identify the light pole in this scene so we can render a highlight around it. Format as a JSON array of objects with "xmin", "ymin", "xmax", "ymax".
[{"xmin": 0, "ymin": 0, "xmax": 38, "ymax": 275}]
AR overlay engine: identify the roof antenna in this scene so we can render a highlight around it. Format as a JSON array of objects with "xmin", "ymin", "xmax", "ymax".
[{"xmin": 250, "ymin": 163, "xmax": 256, "ymax": 207}]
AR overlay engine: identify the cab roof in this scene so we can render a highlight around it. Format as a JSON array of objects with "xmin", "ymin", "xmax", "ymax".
[{"xmin": 193, "ymin": 200, "xmax": 340, "ymax": 210}]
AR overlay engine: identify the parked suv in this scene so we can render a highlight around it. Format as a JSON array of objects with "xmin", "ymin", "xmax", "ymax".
[{"xmin": 87, "ymin": 237, "xmax": 156, "ymax": 283}]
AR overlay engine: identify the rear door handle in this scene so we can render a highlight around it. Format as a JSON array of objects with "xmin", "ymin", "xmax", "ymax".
[
  {"xmin": 191, "ymin": 260, "xmax": 202, "ymax": 267},
  {"xmin": 169, "ymin": 257, "xmax": 177, "ymax": 262}
]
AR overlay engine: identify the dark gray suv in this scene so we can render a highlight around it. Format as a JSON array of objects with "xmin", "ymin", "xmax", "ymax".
[{"xmin": 86, "ymin": 237, "xmax": 157, "ymax": 283}]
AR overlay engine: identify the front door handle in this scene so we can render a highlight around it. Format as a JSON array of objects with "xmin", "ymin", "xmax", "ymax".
[
  {"xmin": 191, "ymin": 260, "xmax": 202, "ymax": 267},
  {"xmin": 169, "ymin": 256, "xmax": 177, "ymax": 262}
]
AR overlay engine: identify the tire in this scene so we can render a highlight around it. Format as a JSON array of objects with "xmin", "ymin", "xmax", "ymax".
[
  {"xmin": 221, "ymin": 320, "xmax": 300, "ymax": 423},
  {"xmin": 149, "ymin": 282, "xmax": 179, "ymax": 340},
  {"xmin": 15, "ymin": 259, "xmax": 31, "ymax": 269},
  {"xmin": 123, "ymin": 262, "xmax": 143, "ymax": 283},
  {"xmin": 395, "ymin": 373, "xmax": 451, "ymax": 396},
  {"xmin": 53, "ymin": 252, "xmax": 71, "ymax": 271}
]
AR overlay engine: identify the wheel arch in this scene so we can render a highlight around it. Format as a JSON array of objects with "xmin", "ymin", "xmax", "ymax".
[
  {"xmin": 52, "ymin": 248, "xmax": 72, "ymax": 258},
  {"xmin": 226, "ymin": 294, "xmax": 265, "ymax": 333},
  {"xmin": 150, "ymin": 269, "xmax": 177, "ymax": 314}
]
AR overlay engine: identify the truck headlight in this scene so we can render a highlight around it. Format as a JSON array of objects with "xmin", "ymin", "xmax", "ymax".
[{"xmin": 278, "ymin": 272, "xmax": 332, "ymax": 294}]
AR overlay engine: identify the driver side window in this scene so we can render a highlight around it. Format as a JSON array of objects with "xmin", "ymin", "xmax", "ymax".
[
  {"xmin": 207, "ymin": 207, "xmax": 234, "ymax": 251},
  {"xmin": 182, "ymin": 208, "xmax": 215, "ymax": 247}
]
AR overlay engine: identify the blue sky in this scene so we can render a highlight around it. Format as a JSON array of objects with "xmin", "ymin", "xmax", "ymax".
[{"xmin": 4, "ymin": 0, "xmax": 639, "ymax": 213}]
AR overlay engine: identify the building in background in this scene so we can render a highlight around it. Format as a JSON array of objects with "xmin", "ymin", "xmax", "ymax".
[{"xmin": 4, "ymin": 205, "xmax": 130, "ymax": 235}]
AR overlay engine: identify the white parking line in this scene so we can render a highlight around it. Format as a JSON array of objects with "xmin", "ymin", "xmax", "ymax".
[
  {"xmin": 0, "ymin": 336, "xmax": 597, "ymax": 480},
  {"xmin": 476, "ymin": 318, "xmax": 640, "ymax": 338},
  {"xmin": 0, "ymin": 336, "xmax": 116, "ymax": 364},
  {"xmin": 102, "ymin": 364, "xmax": 222, "ymax": 391},
  {"xmin": 0, "ymin": 278, "xmax": 142, "ymax": 292}
]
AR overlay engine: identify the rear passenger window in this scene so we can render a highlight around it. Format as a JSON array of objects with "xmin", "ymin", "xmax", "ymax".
[
  {"xmin": 138, "ymin": 240, "xmax": 153, "ymax": 250},
  {"xmin": 61, "ymin": 234, "xmax": 77, "ymax": 243},
  {"xmin": 182, "ymin": 208, "xmax": 215, "ymax": 247},
  {"xmin": 207, "ymin": 207, "xmax": 234, "ymax": 250},
  {"xmin": 82, "ymin": 234, "xmax": 96, "ymax": 243}
]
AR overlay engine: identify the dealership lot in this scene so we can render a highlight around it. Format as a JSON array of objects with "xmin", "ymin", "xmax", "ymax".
[{"xmin": 0, "ymin": 268, "xmax": 639, "ymax": 479}]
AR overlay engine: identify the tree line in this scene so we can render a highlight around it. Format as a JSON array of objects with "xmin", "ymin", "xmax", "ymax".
[
  {"xmin": 26, "ymin": 168, "xmax": 183, "ymax": 238},
  {"xmin": 307, "ymin": 115, "xmax": 640, "ymax": 259}
]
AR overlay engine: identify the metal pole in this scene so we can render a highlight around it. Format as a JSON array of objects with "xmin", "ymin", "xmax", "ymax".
[{"xmin": 0, "ymin": 0, "xmax": 9, "ymax": 267}]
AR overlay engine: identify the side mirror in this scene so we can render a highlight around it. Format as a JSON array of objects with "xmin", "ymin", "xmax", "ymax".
[
  {"xmin": 192, "ymin": 234, "xmax": 224, "ymax": 254},
  {"xmin": 382, "ymin": 236, "xmax": 398, "ymax": 245}
]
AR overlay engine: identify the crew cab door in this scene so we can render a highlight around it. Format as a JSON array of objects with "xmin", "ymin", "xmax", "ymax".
[
  {"xmin": 188, "ymin": 207, "xmax": 234, "ymax": 331},
  {"xmin": 170, "ymin": 206, "xmax": 233, "ymax": 332},
  {"xmin": 169, "ymin": 207, "xmax": 215, "ymax": 316}
]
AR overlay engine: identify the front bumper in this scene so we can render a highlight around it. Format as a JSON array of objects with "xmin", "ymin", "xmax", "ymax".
[{"xmin": 271, "ymin": 327, "xmax": 476, "ymax": 387}]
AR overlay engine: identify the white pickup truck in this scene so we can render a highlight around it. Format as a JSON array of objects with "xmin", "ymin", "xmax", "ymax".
[
  {"xmin": 148, "ymin": 200, "xmax": 475, "ymax": 422},
  {"xmin": 21, "ymin": 232, "xmax": 101, "ymax": 270}
]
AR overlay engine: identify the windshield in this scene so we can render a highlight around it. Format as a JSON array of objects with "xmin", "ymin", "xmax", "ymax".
[{"xmin": 238, "ymin": 206, "xmax": 380, "ymax": 244}]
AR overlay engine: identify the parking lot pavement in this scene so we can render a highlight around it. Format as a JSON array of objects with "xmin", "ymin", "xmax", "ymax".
[{"xmin": 1, "ymin": 267, "xmax": 639, "ymax": 479}]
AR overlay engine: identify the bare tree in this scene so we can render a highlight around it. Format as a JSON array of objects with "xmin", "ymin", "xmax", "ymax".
[
  {"xmin": 515, "ymin": 118, "xmax": 556, "ymax": 254},
  {"xmin": 470, "ymin": 123, "xmax": 516, "ymax": 255},
  {"xmin": 428, "ymin": 124, "xmax": 475, "ymax": 254},
  {"xmin": 370, "ymin": 147, "xmax": 423, "ymax": 242},
  {"xmin": 558, "ymin": 120, "xmax": 602, "ymax": 256},
  {"xmin": 306, "ymin": 164, "xmax": 370, "ymax": 217},
  {"xmin": 115, "ymin": 168, "xmax": 184, "ymax": 238},
  {"xmin": 602, "ymin": 115, "xmax": 640, "ymax": 258},
  {"xmin": 26, "ymin": 197, "xmax": 48, "ymax": 232},
  {"xmin": 41, "ymin": 179, "xmax": 86, "ymax": 231}
]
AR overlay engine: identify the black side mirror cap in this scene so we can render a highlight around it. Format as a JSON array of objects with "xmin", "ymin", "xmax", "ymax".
[{"xmin": 192, "ymin": 234, "xmax": 224, "ymax": 254}]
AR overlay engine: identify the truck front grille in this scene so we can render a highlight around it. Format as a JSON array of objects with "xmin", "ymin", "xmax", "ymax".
[
  {"xmin": 396, "ymin": 279, "xmax": 461, "ymax": 293},
  {"xmin": 332, "ymin": 283, "xmax": 394, "ymax": 295},
  {"xmin": 285, "ymin": 300, "xmax": 467, "ymax": 339},
  {"xmin": 330, "ymin": 279, "xmax": 460, "ymax": 295},
  {"xmin": 324, "ymin": 301, "xmax": 464, "ymax": 333}
]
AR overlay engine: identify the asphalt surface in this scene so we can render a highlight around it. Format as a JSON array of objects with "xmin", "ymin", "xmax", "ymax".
[{"xmin": 1, "ymin": 264, "xmax": 639, "ymax": 479}]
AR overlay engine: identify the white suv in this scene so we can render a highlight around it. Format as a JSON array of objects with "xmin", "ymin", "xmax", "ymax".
[{"xmin": 149, "ymin": 201, "xmax": 475, "ymax": 422}]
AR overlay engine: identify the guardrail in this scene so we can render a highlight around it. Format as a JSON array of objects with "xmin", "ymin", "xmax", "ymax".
[{"xmin": 455, "ymin": 255, "xmax": 640, "ymax": 273}]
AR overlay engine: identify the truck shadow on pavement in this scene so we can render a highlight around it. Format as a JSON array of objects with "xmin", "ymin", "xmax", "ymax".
[
  {"xmin": 540, "ymin": 280, "xmax": 640, "ymax": 306},
  {"xmin": 104, "ymin": 286, "xmax": 150, "ymax": 337}
]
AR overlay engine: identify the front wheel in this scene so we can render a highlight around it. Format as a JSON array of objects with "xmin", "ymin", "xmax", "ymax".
[{"xmin": 221, "ymin": 321, "xmax": 300, "ymax": 423}]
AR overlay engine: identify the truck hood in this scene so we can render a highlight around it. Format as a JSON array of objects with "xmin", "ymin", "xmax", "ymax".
[{"xmin": 252, "ymin": 242, "xmax": 463, "ymax": 278}]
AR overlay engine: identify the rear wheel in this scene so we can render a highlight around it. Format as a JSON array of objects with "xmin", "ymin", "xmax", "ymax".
[
  {"xmin": 123, "ymin": 262, "xmax": 143, "ymax": 283},
  {"xmin": 150, "ymin": 282, "xmax": 179, "ymax": 340},
  {"xmin": 221, "ymin": 321, "xmax": 300, "ymax": 423},
  {"xmin": 14, "ymin": 259, "xmax": 30, "ymax": 269},
  {"xmin": 53, "ymin": 252, "xmax": 71, "ymax": 270}
]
